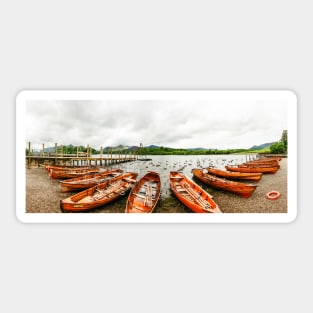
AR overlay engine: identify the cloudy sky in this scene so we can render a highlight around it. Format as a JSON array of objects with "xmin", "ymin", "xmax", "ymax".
[{"xmin": 25, "ymin": 100, "xmax": 288, "ymax": 150}]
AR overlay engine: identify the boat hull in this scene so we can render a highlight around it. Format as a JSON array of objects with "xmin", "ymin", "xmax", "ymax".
[
  {"xmin": 60, "ymin": 172, "xmax": 138, "ymax": 212},
  {"xmin": 45, "ymin": 165, "xmax": 91, "ymax": 172},
  {"xmin": 169, "ymin": 171, "xmax": 221, "ymax": 213},
  {"xmin": 225, "ymin": 165, "xmax": 279, "ymax": 174},
  {"xmin": 49, "ymin": 167, "xmax": 100, "ymax": 179},
  {"xmin": 60, "ymin": 169, "xmax": 123, "ymax": 191},
  {"xmin": 125, "ymin": 171, "xmax": 161, "ymax": 213},
  {"xmin": 206, "ymin": 168, "xmax": 262, "ymax": 182},
  {"xmin": 192, "ymin": 168, "xmax": 257, "ymax": 198}
]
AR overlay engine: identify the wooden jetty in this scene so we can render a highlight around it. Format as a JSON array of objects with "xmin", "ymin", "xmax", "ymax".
[
  {"xmin": 26, "ymin": 142, "xmax": 138, "ymax": 168},
  {"xmin": 26, "ymin": 155, "xmax": 137, "ymax": 168}
]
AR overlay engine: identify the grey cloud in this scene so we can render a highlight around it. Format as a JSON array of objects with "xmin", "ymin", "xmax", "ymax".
[{"xmin": 26, "ymin": 99, "xmax": 288, "ymax": 150}]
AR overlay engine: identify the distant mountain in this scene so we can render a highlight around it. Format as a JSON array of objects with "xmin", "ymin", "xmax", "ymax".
[
  {"xmin": 43, "ymin": 147, "xmax": 55, "ymax": 152},
  {"xmin": 128, "ymin": 146, "xmax": 140, "ymax": 151},
  {"xmin": 249, "ymin": 142, "xmax": 276, "ymax": 150},
  {"xmin": 144, "ymin": 145, "xmax": 208, "ymax": 150},
  {"xmin": 189, "ymin": 147, "xmax": 207, "ymax": 151},
  {"xmin": 145, "ymin": 145, "xmax": 159, "ymax": 149},
  {"xmin": 104, "ymin": 145, "xmax": 129, "ymax": 151}
]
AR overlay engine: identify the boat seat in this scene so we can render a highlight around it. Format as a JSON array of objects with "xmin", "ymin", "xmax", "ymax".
[
  {"xmin": 134, "ymin": 193, "xmax": 146, "ymax": 199},
  {"xmin": 176, "ymin": 187, "xmax": 185, "ymax": 192},
  {"xmin": 132, "ymin": 205, "xmax": 145, "ymax": 212},
  {"xmin": 124, "ymin": 178, "xmax": 136, "ymax": 183}
]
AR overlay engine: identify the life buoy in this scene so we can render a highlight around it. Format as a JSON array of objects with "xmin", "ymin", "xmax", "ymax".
[{"xmin": 266, "ymin": 191, "xmax": 280, "ymax": 200}]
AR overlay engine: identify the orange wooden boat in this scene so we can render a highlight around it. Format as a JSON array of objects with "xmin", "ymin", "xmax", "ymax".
[
  {"xmin": 125, "ymin": 171, "xmax": 161, "ymax": 213},
  {"xmin": 225, "ymin": 165, "xmax": 279, "ymax": 174},
  {"xmin": 244, "ymin": 159, "xmax": 280, "ymax": 166},
  {"xmin": 206, "ymin": 168, "xmax": 263, "ymax": 182},
  {"xmin": 238, "ymin": 163, "xmax": 280, "ymax": 169},
  {"xmin": 49, "ymin": 167, "xmax": 100, "ymax": 179},
  {"xmin": 192, "ymin": 168, "xmax": 257, "ymax": 198},
  {"xmin": 240, "ymin": 163, "xmax": 280, "ymax": 169},
  {"xmin": 248, "ymin": 157, "xmax": 281, "ymax": 162},
  {"xmin": 60, "ymin": 172, "xmax": 138, "ymax": 212},
  {"xmin": 45, "ymin": 165, "xmax": 91, "ymax": 172},
  {"xmin": 60, "ymin": 168, "xmax": 123, "ymax": 192},
  {"xmin": 169, "ymin": 171, "xmax": 221, "ymax": 213}
]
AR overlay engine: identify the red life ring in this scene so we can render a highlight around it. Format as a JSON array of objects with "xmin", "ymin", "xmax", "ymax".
[{"xmin": 266, "ymin": 191, "xmax": 280, "ymax": 200}]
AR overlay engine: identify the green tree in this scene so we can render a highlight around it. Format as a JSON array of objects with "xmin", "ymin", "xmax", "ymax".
[
  {"xmin": 280, "ymin": 130, "xmax": 287, "ymax": 151},
  {"xmin": 270, "ymin": 142, "xmax": 286, "ymax": 154}
]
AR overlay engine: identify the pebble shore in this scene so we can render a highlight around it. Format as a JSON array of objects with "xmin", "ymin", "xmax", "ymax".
[{"xmin": 26, "ymin": 158, "xmax": 287, "ymax": 214}]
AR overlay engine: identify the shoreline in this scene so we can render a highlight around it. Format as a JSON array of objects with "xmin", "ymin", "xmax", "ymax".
[{"xmin": 26, "ymin": 158, "xmax": 287, "ymax": 214}]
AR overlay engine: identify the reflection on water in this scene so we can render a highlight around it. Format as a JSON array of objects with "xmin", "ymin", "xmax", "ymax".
[{"xmin": 96, "ymin": 154, "xmax": 257, "ymax": 198}]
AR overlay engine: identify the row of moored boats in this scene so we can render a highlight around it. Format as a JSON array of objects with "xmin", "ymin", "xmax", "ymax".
[{"xmin": 45, "ymin": 156, "xmax": 281, "ymax": 213}]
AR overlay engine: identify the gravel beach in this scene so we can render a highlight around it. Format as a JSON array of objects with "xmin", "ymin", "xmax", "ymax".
[{"xmin": 25, "ymin": 158, "xmax": 287, "ymax": 214}]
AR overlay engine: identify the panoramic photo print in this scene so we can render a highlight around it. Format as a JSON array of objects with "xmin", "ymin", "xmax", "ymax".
[{"xmin": 16, "ymin": 90, "xmax": 297, "ymax": 223}]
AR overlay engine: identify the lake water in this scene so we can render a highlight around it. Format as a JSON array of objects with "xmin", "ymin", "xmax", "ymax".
[{"xmin": 98, "ymin": 154, "xmax": 258, "ymax": 198}]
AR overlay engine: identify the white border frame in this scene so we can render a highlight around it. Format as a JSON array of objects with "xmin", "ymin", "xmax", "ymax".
[{"xmin": 16, "ymin": 90, "xmax": 297, "ymax": 223}]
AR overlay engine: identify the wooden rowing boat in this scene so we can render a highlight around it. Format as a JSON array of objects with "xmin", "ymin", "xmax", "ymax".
[
  {"xmin": 60, "ymin": 172, "xmax": 138, "ymax": 212},
  {"xmin": 248, "ymin": 157, "xmax": 281, "ymax": 162},
  {"xmin": 169, "ymin": 171, "xmax": 221, "ymax": 213},
  {"xmin": 206, "ymin": 168, "xmax": 263, "ymax": 182},
  {"xmin": 45, "ymin": 165, "xmax": 91, "ymax": 172},
  {"xmin": 243, "ymin": 160, "xmax": 280, "ymax": 166},
  {"xmin": 49, "ymin": 167, "xmax": 100, "ymax": 179},
  {"xmin": 239, "ymin": 163, "xmax": 280, "ymax": 169},
  {"xmin": 192, "ymin": 168, "xmax": 257, "ymax": 198},
  {"xmin": 225, "ymin": 165, "xmax": 279, "ymax": 174},
  {"xmin": 125, "ymin": 171, "xmax": 161, "ymax": 213},
  {"xmin": 60, "ymin": 168, "xmax": 124, "ymax": 192}
]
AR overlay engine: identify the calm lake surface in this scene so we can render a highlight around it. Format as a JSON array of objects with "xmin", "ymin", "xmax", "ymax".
[{"xmin": 99, "ymin": 154, "xmax": 258, "ymax": 198}]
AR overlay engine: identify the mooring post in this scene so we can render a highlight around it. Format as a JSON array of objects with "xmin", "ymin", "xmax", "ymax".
[
  {"xmin": 54, "ymin": 143, "xmax": 57, "ymax": 165},
  {"xmin": 27, "ymin": 141, "xmax": 31, "ymax": 168},
  {"xmin": 86, "ymin": 145, "xmax": 89, "ymax": 165},
  {"xmin": 100, "ymin": 146, "xmax": 103, "ymax": 166}
]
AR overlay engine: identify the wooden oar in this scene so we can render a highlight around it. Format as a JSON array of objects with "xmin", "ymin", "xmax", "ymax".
[{"xmin": 182, "ymin": 183, "xmax": 216, "ymax": 213}]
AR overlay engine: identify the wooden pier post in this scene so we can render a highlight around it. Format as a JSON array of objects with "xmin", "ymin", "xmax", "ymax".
[
  {"xmin": 54, "ymin": 142, "xmax": 57, "ymax": 165},
  {"xmin": 27, "ymin": 142, "xmax": 31, "ymax": 168},
  {"xmin": 42, "ymin": 143, "xmax": 44, "ymax": 157},
  {"xmin": 86, "ymin": 146, "xmax": 88, "ymax": 165},
  {"xmin": 100, "ymin": 146, "xmax": 103, "ymax": 166}
]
